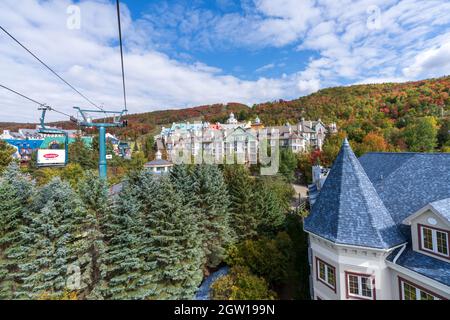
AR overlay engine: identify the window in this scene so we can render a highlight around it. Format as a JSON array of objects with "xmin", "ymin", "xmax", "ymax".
[
  {"xmin": 419, "ymin": 224, "xmax": 450, "ymax": 259},
  {"xmin": 316, "ymin": 257, "xmax": 336, "ymax": 292},
  {"xmin": 399, "ymin": 278, "xmax": 443, "ymax": 300},
  {"xmin": 437, "ymin": 232, "xmax": 449, "ymax": 256},
  {"xmin": 345, "ymin": 272, "xmax": 375, "ymax": 300}
]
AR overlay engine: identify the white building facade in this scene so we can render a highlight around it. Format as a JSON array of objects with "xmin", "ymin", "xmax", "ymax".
[
  {"xmin": 156, "ymin": 113, "xmax": 337, "ymax": 162},
  {"xmin": 304, "ymin": 140, "xmax": 450, "ymax": 300}
]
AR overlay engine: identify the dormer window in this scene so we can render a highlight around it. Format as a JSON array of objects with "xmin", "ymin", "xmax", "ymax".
[{"xmin": 419, "ymin": 224, "xmax": 449, "ymax": 259}]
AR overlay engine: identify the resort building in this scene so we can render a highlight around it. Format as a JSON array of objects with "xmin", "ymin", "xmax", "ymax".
[
  {"xmin": 304, "ymin": 139, "xmax": 450, "ymax": 300},
  {"xmin": 144, "ymin": 150, "xmax": 173, "ymax": 174},
  {"xmin": 156, "ymin": 113, "xmax": 337, "ymax": 162}
]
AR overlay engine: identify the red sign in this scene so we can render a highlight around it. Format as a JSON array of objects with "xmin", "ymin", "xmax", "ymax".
[{"xmin": 43, "ymin": 153, "xmax": 60, "ymax": 159}]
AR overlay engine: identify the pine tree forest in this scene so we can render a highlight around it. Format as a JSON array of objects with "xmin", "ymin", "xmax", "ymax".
[{"xmin": 0, "ymin": 162, "xmax": 302, "ymax": 300}]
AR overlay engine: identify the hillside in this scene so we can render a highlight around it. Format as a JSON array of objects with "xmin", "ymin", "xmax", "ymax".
[
  {"xmin": 255, "ymin": 76, "xmax": 449, "ymax": 124},
  {"xmin": 0, "ymin": 103, "xmax": 249, "ymax": 140},
  {"xmin": 2, "ymin": 76, "xmax": 449, "ymax": 147}
]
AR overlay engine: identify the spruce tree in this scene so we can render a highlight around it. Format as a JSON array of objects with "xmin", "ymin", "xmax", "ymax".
[
  {"xmin": 0, "ymin": 163, "xmax": 34, "ymax": 299},
  {"xmin": 18, "ymin": 177, "xmax": 93, "ymax": 299},
  {"xmin": 169, "ymin": 164, "xmax": 196, "ymax": 206},
  {"xmin": 193, "ymin": 165, "xmax": 233, "ymax": 268},
  {"xmin": 138, "ymin": 174, "xmax": 203, "ymax": 299},
  {"xmin": 223, "ymin": 165, "xmax": 258, "ymax": 241},
  {"xmin": 99, "ymin": 181, "xmax": 145, "ymax": 299},
  {"xmin": 253, "ymin": 179, "xmax": 285, "ymax": 235},
  {"xmin": 77, "ymin": 172, "xmax": 109, "ymax": 299}
]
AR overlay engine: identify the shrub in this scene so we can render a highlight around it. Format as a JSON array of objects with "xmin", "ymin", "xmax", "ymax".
[{"xmin": 211, "ymin": 266, "xmax": 276, "ymax": 300}]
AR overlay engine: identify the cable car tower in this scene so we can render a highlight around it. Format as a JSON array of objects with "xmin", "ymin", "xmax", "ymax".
[
  {"xmin": 1, "ymin": 0, "xmax": 129, "ymax": 180},
  {"xmin": 74, "ymin": 107, "xmax": 127, "ymax": 179}
]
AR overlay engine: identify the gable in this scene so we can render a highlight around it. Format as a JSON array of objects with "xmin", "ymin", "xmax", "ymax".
[
  {"xmin": 404, "ymin": 207, "xmax": 450, "ymax": 230},
  {"xmin": 403, "ymin": 199, "xmax": 450, "ymax": 228}
]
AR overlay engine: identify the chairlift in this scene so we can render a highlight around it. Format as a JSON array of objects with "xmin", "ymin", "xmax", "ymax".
[{"xmin": 36, "ymin": 106, "xmax": 69, "ymax": 167}]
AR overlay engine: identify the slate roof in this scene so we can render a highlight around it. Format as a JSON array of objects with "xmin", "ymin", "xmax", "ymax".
[
  {"xmin": 304, "ymin": 139, "xmax": 406, "ymax": 249},
  {"xmin": 359, "ymin": 153, "xmax": 450, "ymax": 226},
  {"xmin": 430, "ymin": 198, "xmax": 450, "ymax": 223},
  {"xmin": 387, "ymin": 246, "xmax": 450, "ymax": 287},
  {"xmin": 144, "ymin": 159, "xmax": 173, "ymax": 167}
]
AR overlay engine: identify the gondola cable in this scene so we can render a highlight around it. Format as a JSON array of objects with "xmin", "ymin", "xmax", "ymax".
[
  {"xmin": 116, "ymin": 0, "xmax": 128, "ymax": 114},
  {"xmin": 0, "ymin": 84, "xmax": 74, "ymax": 119},
  {"xmin": 0, "ymin": 24, "xmax": 104, "ymax": 113}
]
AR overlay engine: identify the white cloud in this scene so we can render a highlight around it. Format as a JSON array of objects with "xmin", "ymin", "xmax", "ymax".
[
  {"xmin": 255, "ymin": 63, "xmax": 275, "ymax": 73},
  {"xmin": 0, "ymin": 0, "xmax": 311, "ymax": 122},
  {"xmin": 403, "ymin": 42, "xmax": 450, "ymax": 78},
  {"xmin": 298, "ymin": 78, "xmax": 321, "ymax": 93},
  {"xmin": 1, "ymin": 0, "xmax": 450, "ymax": 122}
]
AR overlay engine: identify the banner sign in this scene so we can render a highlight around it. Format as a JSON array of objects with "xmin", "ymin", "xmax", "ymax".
[{"xmin": 37, "ymin": 149, "xmax": 66, "ymax": 166}]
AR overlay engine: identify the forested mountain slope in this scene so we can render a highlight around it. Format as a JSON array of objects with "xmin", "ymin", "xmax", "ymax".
[{"xmin": 2, "ymin": 76, "xmax": 449, "ymax": 149}]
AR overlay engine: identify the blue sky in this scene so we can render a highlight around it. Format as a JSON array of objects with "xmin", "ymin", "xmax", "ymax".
[
  {"xmin": 120, "ymin": 0, "xmax": 314, "ymax": 81},
  {"xmin": 0, "ymin": 0, "xmax": 449, "ymax": 122}
]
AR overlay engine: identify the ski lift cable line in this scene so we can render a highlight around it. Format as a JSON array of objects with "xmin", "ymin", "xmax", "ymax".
[
  {"xmin": 116, "ymin": 0, "xmax": 128, "ymax": 113},
  {"xmin": 0, "ymin": 24, "xmax": 104, "ymax": 112},
  {"xmin": 0, "ymin": 83, "xmax": 73, "ymax": 118}
]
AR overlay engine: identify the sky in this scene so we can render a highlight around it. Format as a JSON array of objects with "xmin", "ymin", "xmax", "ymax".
[{"xmin": 0, "ymin": 0, "xmax": 450, "ymax": 122}]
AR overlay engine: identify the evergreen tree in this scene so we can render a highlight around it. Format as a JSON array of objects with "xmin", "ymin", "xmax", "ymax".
[
  {"xmin": 0, "ymin": 141, "xmax": 16, "ymax": 172},
  {"xmin": 142, "ymin": 136, "xmax": 155, "ymax": 160},
  {"xmin": 18, "ymin": 178, "xmax": 93, "ymax": 299},
  {"xmin": 223, "ymin": 165, "xmax": 258, "ymax": 241},
  {"xmin": 253, "ymin": 179, "xmax": 285, "ymax": 235},
  {"xmin": 99, "ymin": 181, "xmax": 145, "ymax": 299},
  {"xmin": 169, "ymin": 164, "xmax": 196, "ymax": 206},
  {"xmin": 279, "ymin": 149, "xmax": 298, "ymax": 183},
  {"xmin": 69, "ymin": 137, "xmax": 96, "ymax": 169},
  {"xmin": 77, "ymin": 172, "xmax": 109, "ymax": 299},
  {"xmin": 138, "ymin": 174, "xmax": 203, "ymax": 299},
  {"xmin": 0, "ymin": 164, "xmax": 34, "ymax": 299},
  {"xmin": 193, "ymin": 165, "xmax": 233, "ymax": 268}
]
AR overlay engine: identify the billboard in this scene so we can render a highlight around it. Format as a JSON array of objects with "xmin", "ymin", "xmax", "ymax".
[{"xmin": 37, "ymin": 149, "xmax": 66, "ymax": 166}]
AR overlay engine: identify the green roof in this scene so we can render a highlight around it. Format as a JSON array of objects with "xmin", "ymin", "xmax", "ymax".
[{"xmin": 40, "ymin": 137, "xmax": 93, "ymax": 149}]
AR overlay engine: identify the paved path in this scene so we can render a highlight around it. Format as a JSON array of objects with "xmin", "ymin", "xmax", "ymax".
[
  {"xmin": 292, "ymin": 184, "xmax": 308, "ymax": 198},
  {"xmin": 290, "ymin": 183, "xmax": 309, "ymax": 209}
]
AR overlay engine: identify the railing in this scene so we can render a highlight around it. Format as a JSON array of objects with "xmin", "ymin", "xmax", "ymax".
[{"xmin": 291, "ymin": 196, "xmax": 309, "ymax": 217}]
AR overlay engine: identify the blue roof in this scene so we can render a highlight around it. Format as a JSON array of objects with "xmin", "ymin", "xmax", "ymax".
[
  {"xmin": 359, "ymin": 153, "xmax": 450, "ymax": 226},
  {"xmin": 430, "ymin": 198, "xmax": 450, "ymax": 223},
  {"xmin": 3, "ymin": 139, "xmax": 44, "ymax": 152},
  {"xmin": 304, "ymin": 139, "xmax": 406, "ymax": 249},
  {"xmin": 387, "ymin": 246, "xmax": 450, "ymax": 287}
]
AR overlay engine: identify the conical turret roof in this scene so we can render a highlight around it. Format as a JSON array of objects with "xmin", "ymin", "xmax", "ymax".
[{"xmin": 304, "ymin": 139, "xmax": 406, "ymax": 249}]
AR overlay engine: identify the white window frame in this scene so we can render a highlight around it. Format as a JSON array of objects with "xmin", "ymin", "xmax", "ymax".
[
  {"xmin": 420, "ymin": 225, "xmax": 450, "ymax": 258},
  {"xmin": 316, "ymin": 258, "xmax": 336, "ymax": 291},
  {"xmin": 346, "ymin": 273, "xmax": 375, "ymax": 300},
  {"xmin": 400, "ymin": 279, "xmax": 441, "ymax": 300}
]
